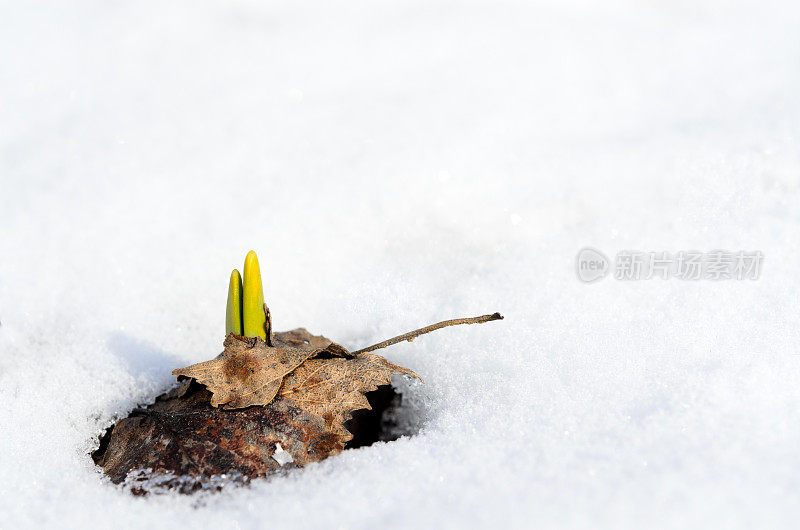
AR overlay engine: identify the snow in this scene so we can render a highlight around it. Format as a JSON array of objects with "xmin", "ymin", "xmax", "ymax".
[
  {"xmin": 2, "ymin": 0, "xmax": 800, "ymax": 527},
  {"xmin": 272, "ymin": 444, "xmax": 294, "ymax": 467}
]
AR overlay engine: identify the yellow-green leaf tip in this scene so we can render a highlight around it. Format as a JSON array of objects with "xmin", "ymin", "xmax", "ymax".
[
  {"xmin": 226, "ymin": 269, "xmax": 243, "ymax": 336},
  {"xmin": 242, "ymin": 250, "xmax": 266, "ymax": 340}
]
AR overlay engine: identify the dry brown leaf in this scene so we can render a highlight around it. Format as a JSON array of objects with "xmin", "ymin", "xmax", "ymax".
[
  {"xmin": 171, "ymin": 325, "xmax": 421, "ymax": 444},
  {"xmin": 171, "ymin": 315, "xmax": 500, "ymax": 420},
  {"xmin": 171, "ymin": 331, "xmax": 349, "ymax": 409},
  {"xmin": 278, "ymin": 353, "xmax": 421, "ymax": 442}
]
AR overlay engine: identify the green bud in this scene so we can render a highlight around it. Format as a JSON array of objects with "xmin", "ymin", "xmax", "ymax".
[
  {"xmin": 225, "ymin": 269, "xmax": 243, "ymax": 336},
  {"xmin": 242, "ymin": 250, "xmax": 266, "ymax": 340}
]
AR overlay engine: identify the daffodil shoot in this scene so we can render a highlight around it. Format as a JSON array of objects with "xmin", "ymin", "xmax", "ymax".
[
  {"xmin": 242, "ymin": 250, "xmax": 267, "ymax": 340},
  {"xmin": 225, "ymin": 269, "xmax": 243, "ymax": 336}
]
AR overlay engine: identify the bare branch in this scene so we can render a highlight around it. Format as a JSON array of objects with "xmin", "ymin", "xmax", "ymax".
[{"xmin": 351, "ymin": 313, "xmax": 503, "ymax": 355}]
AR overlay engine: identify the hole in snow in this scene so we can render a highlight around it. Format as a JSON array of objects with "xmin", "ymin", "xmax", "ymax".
[{"xmin": 344, "ymin": 383, "xmax": 421, "ymax": 449}]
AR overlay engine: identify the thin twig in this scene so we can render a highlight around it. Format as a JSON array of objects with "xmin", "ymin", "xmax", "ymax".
[{"xmin": 351, "ymin": 312, "xmax": 503, "ymax": 355}]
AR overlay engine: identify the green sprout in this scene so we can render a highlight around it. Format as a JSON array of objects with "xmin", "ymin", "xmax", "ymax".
[
  {"xmin": 225, "ymin": 269, "xmax": 243, "ymax": 336},
  {"xmin": 242, "ymin": 250, "xmax": 267, "ymax": 339},
  {"xmin": 225, "ymin": 251, "xmax": 267, "ymax": 339}
]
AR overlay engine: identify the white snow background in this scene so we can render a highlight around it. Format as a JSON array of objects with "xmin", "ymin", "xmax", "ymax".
[{"xmin": 2, "ymin": 0, "xmax": 800, "ymax": 528}]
